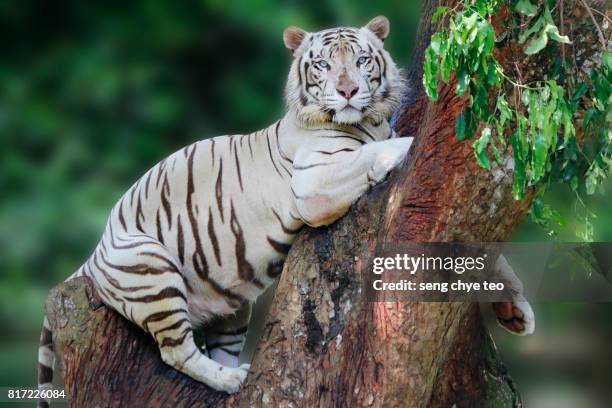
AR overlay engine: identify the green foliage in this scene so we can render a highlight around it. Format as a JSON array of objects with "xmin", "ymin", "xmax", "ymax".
[
  {"xmin": 519, "ymin": 3, "xmax": 570, "ymax": 55},
  {"xmin": 423, "ymin": 0, "xmax": 611, "ymax": 241}
]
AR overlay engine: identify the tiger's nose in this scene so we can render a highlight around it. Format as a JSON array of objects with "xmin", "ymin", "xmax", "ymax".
[{"xmin": 336, "ymin": 83, "xmax": 359, "ymax": 100}]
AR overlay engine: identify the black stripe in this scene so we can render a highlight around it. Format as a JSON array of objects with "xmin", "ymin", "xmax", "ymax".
[
  {"xmin": 38, "ymin": 363, "xmax": 53, "ymax": 384},
  {"xmin": 207, "ymin": 339, "xmax": 243, "ymax": 349},
  {"xmin": 234, "ymin": 142, "xmax": 244, "ymax": 191},
  {"xmin": 186, "ymin": 143, "xmax": 210, "ymax": 282},
  {"xmin": 275, "ymin": 121, "xmax": 293, "ymax": 164},
  {"xmin": 266, "ymin": 129, "xmax": 284, "ymax": 178},
  {"xmin": 317, "ymin": 134, "xmax": 366, "ymax": 145},
  {"xmin": 176, "ymin": 214, "xmax": 185, "ymax": 265},
  {"xmin": 144, "ymin": 168, "xmax": 153, "ymax": 199},
  {"xmin": 206, "ymin": 279, "xmax": 247, "ymax": 308},
  {"xmin": 182, "ymin": 347, "xmax": 198, "ymax": 365},
  {"xmin": 143, "ymin": 308, "xmax": 188, "ymax": 331},
  {"xmin": 353, "ymin": 123, "xmax": 376, "ymax": 142},
  {"xmin": 137, "ymin": 251, "xmax": 180, "ymax": 272},
  {"xmin": 101, "ymin": 253, "xmax": 177, "ymax": 275},
  {"xmin": 135, "ymin": 191, "xmax": 145, "ymax": 233},
  {"xmin": 125, "ymin": 287, "xmax": 186, "ymax": 303},
  {"xmin": 153, "ymin": 318, "xmax": 190, "ymax": 337},
  {"xmin": 93, "ymin": 252, "xmax": 154, "ymax": 292},
  {"xmin": 315, "ymin": 148, "xmax": 355, "ymax": 155},
  {"xmin": 155, "ymin": 159, "xmax": 167, "ymax": 188},
  {"xmin": 161, "ymin": 175, "xmax": 172, "ymax": 226},
  {"xmin": 215, "ymin": 158, "xmax": 224, "ymax": 222},
  {"xmin": 247, "ymin": 133, "xmax": 254, "ymax": 158},
  {"xmin": 118, "ymin": 198, "xmax": 128, "ymax": 231},
  {"xmin": 271, "ymin": 209, "xmax": 302, "ymax": 234},
  {"xmin": 155, "ymin": 210, "xmax": 164, "ymax": 244},
  {"xmin": 208, "ymin": 207, "xmax": 222, "ymax": 266},
  {"xmin": 267, "ymin": 236, "xmax": 291, "ymax": 254},
  {"xmin": 219, "ymin": 347, "xmax": 240, "ymax": 357},
  {"xmin": 294, "ymin": 162, "xmax": 336, "ymax": 171},
  {"xmin": 297, "ymin": 55, "xmax": 303, "ymax": 86},
  {"xmin": 160, "ymin": 327, "xmax": 191, "ymax": 348},
  {"xmin": 291, "ymin": 186, "xmax": 305, "ymax": 200},
  {"xmin": 129, "ymin": 183, "xmax": 137, "ymax": 207},
  {"xmin": 40, "ymin": 327, "xmax": 53, "ymax": 347},
  {"xmin": 230, "ymin": 201, "xmax": 255, "ymax": 281}
]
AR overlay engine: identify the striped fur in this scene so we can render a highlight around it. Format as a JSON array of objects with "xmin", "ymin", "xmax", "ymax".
[{"xmin": 37, "ymin": 16, "xmax": 414, "ymax": 398}]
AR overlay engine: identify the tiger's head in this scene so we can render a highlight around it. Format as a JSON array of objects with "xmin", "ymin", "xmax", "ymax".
[{"xmin": 283, "ymin": 16, "xmax": 403, "ymax": 127}]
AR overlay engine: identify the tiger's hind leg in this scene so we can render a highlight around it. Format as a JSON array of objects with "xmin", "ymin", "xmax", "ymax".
[
  {"xmin": 205, "ymin": 304, "xmax": 251, "ymax": 367},
  {"xmin": 89, "ymin": 234, "xmax": 249, "ymax": 393}
]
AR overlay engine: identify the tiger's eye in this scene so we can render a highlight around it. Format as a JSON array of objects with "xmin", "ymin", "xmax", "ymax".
[
  {"xmin": 317, "ymin": 60, "xmax": 329, "ymax": 69},
  {"xmin": 357, "ymin": 56, "xmax": 368, "ymax": 66}
]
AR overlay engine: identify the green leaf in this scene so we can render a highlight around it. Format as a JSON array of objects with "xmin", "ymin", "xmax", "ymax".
[
  {"xmin": 525, "ymin": 29, "xmax": 548, "ymax": 54},
  {"xmin": 583, "ymin": 108, "xmax": 596, "ymax": 131},
  {"xmin": 456, "ymin": 69, "xmax": 470, "ymax": 96},
  {"xmin": 586, "ymin": 172, "xmax": 597, "ymax": 195},
  {"xmin": 497, "ymin": 95, "xmax": 512, "ymax": 125},
  {"xmin": 491, "ymin": 140, "xmax": 501, "ymax": 162},
  {"xmin": 603, "ymin": 50, "xmax": 612, "ymax": 69},
  {"xmin": 456, "ymin": 109, "xmax": 468, "ymax": 141},
  {"xmin": 462, "ymin": 13, "xmax": 479, "ymax": 39},
  {"xmin": 430, "ymin": 33, "xmax": 443, "ymax": 55},
  {"xmin": 570, "ymin": 175, "xmax": 579, "ymax": 191},
  {"xmin": 513, "ymin": 115, "xmax": 530, "ymax": 160},
  {"xmin": 440, "ymin": 50, "xmax": 453, "ymax": 82},
  {"xmin": 511, "ymin": 137, "xmax": 526, "ymax": 199},
  {"xmin": 431, "ymin": 6, "xmax": 448, "ymax": 24},
  {"xmin": 570, "ymin": 82, "xmax": 588, "ymax": 110},
  {"xmin": 545, "ymin": 24, "xmax": 571, "ymax": 44},
  {"xmin": 515, "ymin": 0, "xmax": 538, "ymax": 16},
  {"xmin": 486, "ymin": 61, "xmax": 497, "ymax": 86},
  {"xmin": 473, "ymin": 127, "xmax": 492, "ymax": 169},
  {"xmin": 519, "ymin": 15, "xmax": 545, "ymax": 44},
  {"xmin": 423, "ymin": 46, "xmax": 440, "ymax": 100},
  {"xmin": 576, "ymin": 212, "xmax": 595, "ymax": 242},
  {"xmin": 532, "ymin": 131, "xmax": 548, "ymax": 181},
  {"xmin": 477, "ymin": 21, "xmax": 495, "ymax": 56}
]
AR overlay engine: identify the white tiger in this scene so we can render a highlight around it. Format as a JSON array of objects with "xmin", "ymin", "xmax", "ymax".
[{"xmin": 37, "ymin": 16, "xmax": 534, "ymax": 402}]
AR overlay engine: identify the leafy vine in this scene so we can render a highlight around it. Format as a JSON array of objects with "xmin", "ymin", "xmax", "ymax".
[{"xmin": 423, "ymin": 0, "xmax": 611, "ymax": 240}]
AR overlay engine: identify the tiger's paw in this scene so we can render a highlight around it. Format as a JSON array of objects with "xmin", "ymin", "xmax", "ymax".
[
  {"xmin": 369, "ymin": 138, "xmax": 413, "ymax": 184},
  {"xmin": 493, "ymin": 298, "xmax": 535, "ymax": 336},
  {"xmin": 215, "ymin": 363, "xmax": 250, "ymax": 394}
]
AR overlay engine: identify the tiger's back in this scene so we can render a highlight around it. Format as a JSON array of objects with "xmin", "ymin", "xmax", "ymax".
[{"xmin": 90, "ymin": 123, "xmax": 304, "ymax": 322}]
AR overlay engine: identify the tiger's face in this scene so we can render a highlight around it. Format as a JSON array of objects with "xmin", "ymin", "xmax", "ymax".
[{"xmin": 283, "ymin": 16, "xmax": 403, "ymax": 126}]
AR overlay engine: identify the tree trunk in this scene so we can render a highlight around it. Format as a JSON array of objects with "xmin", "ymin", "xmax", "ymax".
[{"xmin": 46, "ymin": 1, "xmax": 607, "ymax": 407}]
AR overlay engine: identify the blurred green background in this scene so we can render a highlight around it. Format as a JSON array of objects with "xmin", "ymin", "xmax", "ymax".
[{"xmin": 0, "ymin": 1, "xmax": 610, "ymax": 407}]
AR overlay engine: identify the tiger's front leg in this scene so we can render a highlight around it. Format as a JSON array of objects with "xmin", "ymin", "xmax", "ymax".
[{"xmin": 291, "ymin": 136, "xmax": 413, "ymax": 227}]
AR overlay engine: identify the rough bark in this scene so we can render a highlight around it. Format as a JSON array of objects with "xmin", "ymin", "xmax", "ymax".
[
  {"xmin": 46, "ymin": 1, "xmax": 608, "ymax": 407},
  {"xmin": 46, "ymin": 277, "xmax": 227, "ymax": 407}
]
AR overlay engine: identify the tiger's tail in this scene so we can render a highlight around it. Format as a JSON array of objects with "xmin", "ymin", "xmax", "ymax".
[{"xmin": 36, "ymin": 316, "xmax": 55, "ymax": 408}]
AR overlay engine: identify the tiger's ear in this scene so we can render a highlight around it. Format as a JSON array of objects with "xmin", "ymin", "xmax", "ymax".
[
  {"xmin": 283, "ymin": 26, "xmax": 307, "ymax": 51},
  {"xmin": 365, "ymin": 16, "xmax": 390, "ymax": 41}
]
